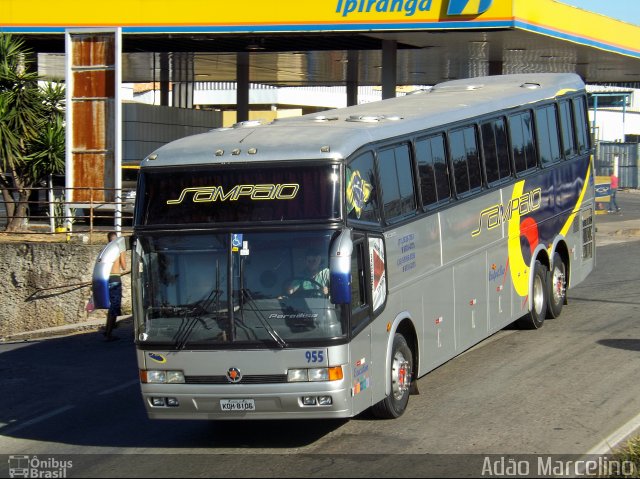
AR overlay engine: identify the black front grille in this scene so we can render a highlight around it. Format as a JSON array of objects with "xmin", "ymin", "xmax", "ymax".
[{"xmin": 185, "ymin": 374, "xmax": 288, "ymax": 385}]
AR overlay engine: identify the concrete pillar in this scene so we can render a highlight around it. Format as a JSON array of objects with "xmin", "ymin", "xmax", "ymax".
[
  {"xmin": 237, "ymin": 52, "xmax": 250, "ymax": 123},
  {"xmin": 488, "ymin": 60, "xmax": 503, "ymax": 76},
  {"xmin": 172, "ymin": 53, "xmax": 194, "ymax": 109},
  {"xmin": 382, "ymin": 40, "xmax": 397, "ymax": 100},
  {"xmin": 346, "ymin": 50, "xmax": 359, "ymax": 107},
  {"xmin": 160, "ymin": 52, "xmax": 170, "ymax": 107}
]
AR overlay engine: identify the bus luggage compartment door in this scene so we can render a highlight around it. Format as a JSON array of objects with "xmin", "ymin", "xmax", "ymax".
[{"xmin": 349, "ymin": 324, "xmax": 372, "ymax": 416}]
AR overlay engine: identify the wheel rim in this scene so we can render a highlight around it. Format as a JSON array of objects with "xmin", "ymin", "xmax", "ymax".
[
  {"xmin": 533, "ymin": 273, "xmax": 545, "ymax": 315},
  {"xmin": 391, "ymin": 350, "xmax": 410, "ymax": 400},
  {"xmin": 552, "ymin": 267, "xmax": 565, "ymax": 304}
]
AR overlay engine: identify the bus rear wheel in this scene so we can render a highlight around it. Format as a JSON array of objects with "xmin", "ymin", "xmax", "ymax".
[
  {"xmin": 546, "ymin": 252, "xmax": 566, "ymax": 319},
  {"xmin": 371, "ymin": 333, "xmax": 413, "ymax": 419},
  {"xmin": 517, "ymin": 260, "xmax": 548, "ymax": 330}
]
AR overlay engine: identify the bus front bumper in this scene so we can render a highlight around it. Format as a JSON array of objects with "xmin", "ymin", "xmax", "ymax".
[{"xmin": 140, "ymin": 383, "xmax": 354, "ymax": 420}]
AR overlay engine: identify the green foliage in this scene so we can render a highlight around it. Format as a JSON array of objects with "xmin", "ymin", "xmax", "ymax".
[
  {"xmin": 0, "ymin": 95, "xmax": 19, "ymax": 168},
  {"xmin": 29, "ymin": 81, "xmax": 66, "ymax": 178},
  {"xmin": 0, "ymin": 33, "xmax": 42, "ymax": 174},
  {"xmin": 0, "ymin": 33, "xmax": 66, "ymax": 230},
  {"xmin": 610, "ymin": 436, "xmax": 640, "ymax": 478},
  {"xmin": 50, "ymin": 196, "xmax": 75, "ymax": 229}
]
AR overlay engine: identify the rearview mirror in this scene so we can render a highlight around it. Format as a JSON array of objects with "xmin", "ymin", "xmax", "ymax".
[
  {"xmin": 92, "ymin": 236, "xmax": 130, "ymax": 309},
  {"xmin": 329, "ymin": 229, "xmax": 352, "ymax": 304}
]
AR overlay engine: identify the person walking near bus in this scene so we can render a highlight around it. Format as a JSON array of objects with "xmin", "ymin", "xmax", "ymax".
[
  {"xmin": 609, "ymin": 172, "xmax": 621, "ymax": 213},
  {"xmin": 104, "ymin": 231, "xmax": 127, "ymax": 340}
]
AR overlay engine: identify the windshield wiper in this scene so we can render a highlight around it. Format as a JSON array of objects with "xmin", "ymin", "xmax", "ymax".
[
  {"xmin": 238, "ymin": 288, "xmax": 287, "ymax": 348},
  {"xmin": 236, "ymin": 252, "xmax": 286, "ymax": 348},
  {"xmin": 172, "ymin": 296, "xmax": 220, "ymax": 350},
  {"xmin": 173, "ymin": 259, "xmax": 224, "ymax": 350}
]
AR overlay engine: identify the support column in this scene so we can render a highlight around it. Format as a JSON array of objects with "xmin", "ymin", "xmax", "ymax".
[
  {"xmin": 160, "ymin": 52, "xmax": 170, "ymax": 107},
  {"xmin": 172, "ymin": 53, "xmax": 194, "ymax": 109},
  {"xmin": 346, "ymin": 50, "xmax": 359, "ymax": 107},
  {"xmin": 65, "ymin": 28, "xmax": 122, "ymax": 232},
  {"xmin": 488, "ymin": 60, "xmax": 503, "ymax": 76},
  {"xmin": 382, "ymin": 40, "xmax": 397, "ymax": 100},
  {"xmin": 237, "ymin": 52, "xmax": 250, "ymax": 123}
]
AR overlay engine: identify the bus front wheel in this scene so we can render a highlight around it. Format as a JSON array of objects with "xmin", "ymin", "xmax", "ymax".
[
  {"xmin": 517, "ymin": 260, "xmax": 548, "ymax": 330},
  {"xmin": 371, "ymin": 333, "xmax": 413, "ymax": 419}
]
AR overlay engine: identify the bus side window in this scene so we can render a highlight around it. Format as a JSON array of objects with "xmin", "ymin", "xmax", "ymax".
[
  {"xmin": 350, "ymin": 240, "xmax": 370, "ymax": 334},
  {"xmin": 449, "ymin": 125, "xmax": 482, "ymax": 197},
  {"xmin": 416, "ymin": 133, "xmax": 451, "ymax": 207},
  {"xmin": 346, "ymin": 152, "xmax": 380, "ymax": 224},
  {"xmin": 481, "ymin": 118, "xmax": 511, "ymax": 185},
  {"xmin": 534, "ymin": 104, "xmax": 562, "ymax": 166},
  {"xmin": 573, "ymin": 96, "xmax": 591, "ymax": 153},
  {"xmin": 558, "ymin": 100, "xmax": 577, "ymax": 158},
  {"xmin": 377, "ymin": 143, "xmax": 416, "ymax": 223},
  {"xmin": 509, "ymin": 111, "xmax": 537, "ymax": 174}
]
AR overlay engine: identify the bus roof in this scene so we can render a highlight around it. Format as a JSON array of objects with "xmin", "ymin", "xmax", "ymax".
[{"xmin": 142, "ymin": 73, "xmax": 585, "ymax": 168}]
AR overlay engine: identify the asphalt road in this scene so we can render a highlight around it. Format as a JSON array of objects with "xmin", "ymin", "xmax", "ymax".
[{"xmin": 1, "ymin": 193, "xmax": 640, "ymax": 478}]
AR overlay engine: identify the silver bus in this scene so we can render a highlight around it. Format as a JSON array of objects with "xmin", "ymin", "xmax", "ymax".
[{"xmin": 93, "ymin": 73, "xmax": 595, "ymax": 420}]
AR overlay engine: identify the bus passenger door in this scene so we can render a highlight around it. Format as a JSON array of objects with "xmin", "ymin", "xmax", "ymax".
[{"xmin": 348, "ymin": 237, "xmax": 373, "ymax": 415}]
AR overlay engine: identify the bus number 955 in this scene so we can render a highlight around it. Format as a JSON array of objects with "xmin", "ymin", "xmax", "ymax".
[{"xmin": 305, "ymin": 350, "xmax": 324, "ymax": 363}]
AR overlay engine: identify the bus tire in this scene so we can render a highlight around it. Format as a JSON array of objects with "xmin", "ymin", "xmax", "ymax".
[
  {"xmin": 547, "ymin": 252, "xmax": 566, "ymax": 319},
  {"xmin": 517, "ymin": 260, "xmax": 547, "ymax": 330},
  {"xmin": 371, "ymin": 333, "xmax": 413, "ymax": 419}
]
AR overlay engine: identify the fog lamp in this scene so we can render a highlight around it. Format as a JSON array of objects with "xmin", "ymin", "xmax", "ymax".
[{"xmin": 302, "ymin": 396, "xmax": 317, "ymax": 406}]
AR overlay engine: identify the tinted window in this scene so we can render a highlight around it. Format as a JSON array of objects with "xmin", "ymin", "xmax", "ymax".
[
  {"xmin": 449, "ymin": 126, "xmax": 482, "ymax": 196},
  {"xmin": 481, "ymin": 118, "xmax": 511, "ymax": 184},
  {"xmin": 377, "ymin": 144, "xmax": 416, "ymax": 222},
  {"xmin": 535, "ymin": 104, "xmax": 561, "ymax": 166},
  {"xmin": 346, "ymin": 152, "xmax": 380, "ymax": 224},
  {"xmin": 558, "ymin": 100, "xmax": 577, "ymax": 158},
  {"xmin": 573, "ymin": 97, "xmax": 590, "ymax": 153},
  {"xmin": 138, "ymin": 164, "xmax": 341, "ymax": 226},
  {"xmin": 509, "ymin": 111, "xmax": 537, "ymax": 174},
  {"xmin": 415, "ymin": 133, "xmax": 451, "ymax": 207},
  {"xmin": 350, "ymin": 241, "xmax": 367, "ymax": 313},
  {"xmin": 350, "ymin": 239, "xmax": 371, "ymax": 334}
]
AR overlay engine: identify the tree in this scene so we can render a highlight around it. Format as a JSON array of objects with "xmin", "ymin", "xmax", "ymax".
[{"xmin": 0, "ymin": 33, "xmax": 65, "ymax": 232}]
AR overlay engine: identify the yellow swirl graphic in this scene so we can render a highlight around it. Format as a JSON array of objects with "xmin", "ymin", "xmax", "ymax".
[
  {"xmin": 508, "ymin": 181, "xmax": 529, "ymax": 297},
  {"xmin": 559, "ymin": 162, "xmax": 592, "ymax": 238}
]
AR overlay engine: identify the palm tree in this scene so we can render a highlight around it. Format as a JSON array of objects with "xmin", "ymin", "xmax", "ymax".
[{"xmin": 0, "ymin": 33, "xmax": 65, "ymax": 232}]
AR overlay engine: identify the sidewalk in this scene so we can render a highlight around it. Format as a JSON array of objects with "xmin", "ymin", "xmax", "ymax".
[
  {"xmin": 2, "ymin": 190, "xmax": 639, "ymax": 343},
  {"xmin": 594, "ymin": 189, "xmax": 640, "ymax": 245}
]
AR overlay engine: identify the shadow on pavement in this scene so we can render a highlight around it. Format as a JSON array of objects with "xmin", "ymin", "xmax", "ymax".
[{"xmin": 0, "ymin": 325, "xmax": 345, "ymax": 450}]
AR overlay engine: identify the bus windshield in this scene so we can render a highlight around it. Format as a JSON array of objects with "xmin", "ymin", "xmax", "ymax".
[{"xmin": 135, "ymin": 230, "xmax": 346, "ymax": 348}]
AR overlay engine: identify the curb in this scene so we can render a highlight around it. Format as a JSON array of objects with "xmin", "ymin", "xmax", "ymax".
[{"xmin": 0, "ymin": 316, "xmax": 132, "ymax": 343}]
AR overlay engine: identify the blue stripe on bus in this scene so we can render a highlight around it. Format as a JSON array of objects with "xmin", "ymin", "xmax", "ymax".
[{"xmin": 522, "ymin": 157, "xmax": 590, "ymax": 260}]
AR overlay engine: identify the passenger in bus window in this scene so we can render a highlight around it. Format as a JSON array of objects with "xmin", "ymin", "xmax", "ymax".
[{"xmin": 286, "ymin": 249, "xmax": 330, "ymax": 297}]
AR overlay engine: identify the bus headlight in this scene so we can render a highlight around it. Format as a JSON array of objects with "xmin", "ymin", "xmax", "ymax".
[
  {"xmin": 308, "ymin": 368, "xmax": 330, "ymax": 381},
  {"xmin": 287, "ymin": 369, "xmax": 308, "ymax": 382},
  {"xmin": 140, "ymin": 370, "xmax": 185, "ymax": 384},
  {"xmin": 287, "ymin": 366, "xmax": 343, "ymax": 382}
]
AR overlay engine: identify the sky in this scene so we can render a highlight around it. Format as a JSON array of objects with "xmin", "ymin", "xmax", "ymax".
[{"xmin": 559, "ymin": 0, "xmax": 640, "ymax": 26}]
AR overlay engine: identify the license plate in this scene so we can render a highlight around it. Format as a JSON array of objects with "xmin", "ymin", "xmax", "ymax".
[{"xmin": 220, "ymin": 399, "xmax": 255, "ymax": 412}]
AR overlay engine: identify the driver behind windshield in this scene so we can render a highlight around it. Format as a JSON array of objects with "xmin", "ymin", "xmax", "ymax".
[{"xmin": 286, "ymin": 248, "xmax": 330, "ymax": 296}]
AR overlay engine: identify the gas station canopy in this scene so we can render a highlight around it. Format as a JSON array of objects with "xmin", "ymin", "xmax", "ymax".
[{"xmin": 3, "ymin": 0, "xmax": 640, "ymax": 86}]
